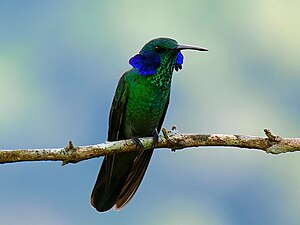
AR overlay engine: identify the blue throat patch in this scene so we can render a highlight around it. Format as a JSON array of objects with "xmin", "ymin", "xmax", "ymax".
[
  {"xmin": 129, "ymin": 51, "xmax": 184, "ymax": 76},
  {"xmin": 175, "ymin": 52, "xmax": 184, "ymax": 71}
]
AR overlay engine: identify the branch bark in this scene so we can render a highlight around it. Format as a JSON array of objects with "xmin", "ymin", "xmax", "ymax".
[{"xmin": 1, "ymin": 128, "xmax": 300, "ymax": 165}]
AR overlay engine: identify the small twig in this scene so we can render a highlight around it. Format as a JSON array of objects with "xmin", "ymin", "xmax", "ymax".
[
  {"xmin": 66, "ymin": 140, "xmax": 75, "ymax": 151},
  {"xmin": 264, "ymin": 129, "xmax": 282, "ymax": 142},
  {"xmin": 162, "ymin": 128, "xmax": 170, "ymax": 141}
]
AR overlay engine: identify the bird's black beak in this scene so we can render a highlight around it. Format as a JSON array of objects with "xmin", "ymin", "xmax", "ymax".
[{"xmin": 176, "ymin": 44, "xmax": 208, "ymax": 51}]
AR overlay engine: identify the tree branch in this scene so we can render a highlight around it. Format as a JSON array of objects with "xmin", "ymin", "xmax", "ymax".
[{"xmin": 1, "ymin": 128, "xmax": 300, "ymax": 165}]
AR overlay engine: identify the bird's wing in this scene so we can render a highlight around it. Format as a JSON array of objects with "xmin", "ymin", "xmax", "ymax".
[
  {"xmin": 91, "ymin": 73, "xmax": 130, "ymax": 211},
  {"xmin": 108, "ymin": 74, "xmax": 128, "ymax": 141},
  {"xmin": 115, "ymin": 92, "xmax": 170, "ymax": 209}
]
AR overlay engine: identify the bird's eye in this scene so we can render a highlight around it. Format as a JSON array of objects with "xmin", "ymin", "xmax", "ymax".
[{"xmin": 154, "ymin": 46, "xmax": 164, "ymax": 53}]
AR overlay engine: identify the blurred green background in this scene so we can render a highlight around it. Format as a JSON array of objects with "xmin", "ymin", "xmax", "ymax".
[{"xmin": 1, "ymin": 0, "xmax": 300, "ymax": 224}]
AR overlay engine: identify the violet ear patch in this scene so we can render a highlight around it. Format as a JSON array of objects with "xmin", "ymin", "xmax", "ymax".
[{"xmin": 129, "ymin": 53, "xmax": 160, "ymax": 76}]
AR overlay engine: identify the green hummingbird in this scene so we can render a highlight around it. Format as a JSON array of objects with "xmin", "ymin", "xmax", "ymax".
[{"xmin": 91, "ymin": 37, "xmax": 207, "ymax": 212}]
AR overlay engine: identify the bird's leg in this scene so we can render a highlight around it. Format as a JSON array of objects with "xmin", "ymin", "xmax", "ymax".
[
  {"xmin": 152, "ymin": 128, "xmax": 159, "ymax": 147},
  {"xmin": 132, "ymin": 137, "xmax": 143, "ymax": 148}
]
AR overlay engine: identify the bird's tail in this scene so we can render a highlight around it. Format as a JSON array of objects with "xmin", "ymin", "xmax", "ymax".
[{"xmin": 90, "ymin": 150, "xmax": 153, "ymax": 212}]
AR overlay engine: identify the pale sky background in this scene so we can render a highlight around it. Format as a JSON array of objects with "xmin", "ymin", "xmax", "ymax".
[{"xmin": 1, "ymin": 1, "xmax": 300, "ymax": 224}]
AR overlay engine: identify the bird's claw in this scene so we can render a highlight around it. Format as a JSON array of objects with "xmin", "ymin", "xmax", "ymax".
[
  {"xmin": 132, "ymin": 137, "xmax": 143, "ymax": 148},
  {"xmin": 152, "ymin": 128, "xmax": 159, "ymax": 147}
]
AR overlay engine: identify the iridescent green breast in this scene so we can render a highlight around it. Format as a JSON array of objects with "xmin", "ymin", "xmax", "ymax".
[{"xmin": 121, "ymin": 69, "xmax": 172, "ymax": 138}]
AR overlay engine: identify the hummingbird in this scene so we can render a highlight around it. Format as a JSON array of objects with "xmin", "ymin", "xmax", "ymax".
[{"xmin": 91, "ymin": 37, "xmax": 207, "ymax": 212}]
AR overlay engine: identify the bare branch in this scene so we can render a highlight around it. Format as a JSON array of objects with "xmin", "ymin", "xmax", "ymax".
[{"xmin": 1, "ymin": 129, "xmax": 300, "ymax": 165}]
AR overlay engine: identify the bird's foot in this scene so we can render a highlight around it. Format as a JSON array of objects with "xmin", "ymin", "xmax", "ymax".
[
  {"xmin": 152, "ymin": 128, "xmax": 159, "ymax": 147},
  {"xmin": 132, "ymin": 137, "xmax": 143, "ymax": 148}
]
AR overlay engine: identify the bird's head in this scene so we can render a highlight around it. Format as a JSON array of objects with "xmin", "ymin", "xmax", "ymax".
[{"xmin": 129, "ymin": 37, "xmax": 208, "ymax": 76}]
